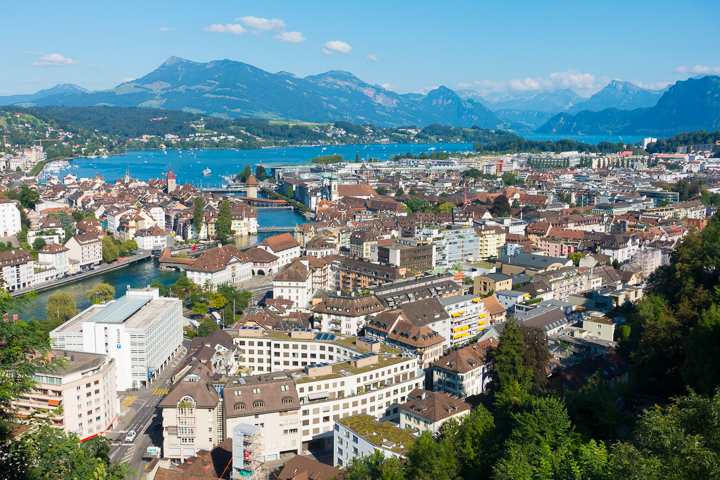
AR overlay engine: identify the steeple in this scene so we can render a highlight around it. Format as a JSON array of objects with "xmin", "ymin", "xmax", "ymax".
[{"xmin": 124, "ymin": 165, "xmax": 130, "ymax": 184}]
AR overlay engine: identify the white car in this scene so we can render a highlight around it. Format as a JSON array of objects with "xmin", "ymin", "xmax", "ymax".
[{"xmin": 125, "ymin": 430, "xmax": 137, "ymax": 443}]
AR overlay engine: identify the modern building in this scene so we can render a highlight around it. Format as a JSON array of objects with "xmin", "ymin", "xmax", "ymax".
[
  {"xmin": 439, "ymin": 294, "xmax": 489, "ymax": 348},
  {"xmin": 333, "ymin": 414, "xmax": 417, "ymax": 468},
  {"xmin": 312, "ymin": 294, "xmax": 385, "ymax": 335},
  {"xmin": 12, "ymin": 350, "xmax": 117, "ymax": 442},
  {"xmin": 234, "ymin": 329, "xmax": 424, "ymax": 449},
  {"xmin": 0, "ymin": 193, "xmax": 21, "ymax": 237},
  {"xmin": 399, "ymin": 388, "xmax": 471, "ymax": 435},
  {"xmin": 475, "ymin": 226, "xmax": 506, "ymax": 260},
  {"xmin": 377, "ymin": 240, "xmax": 435, "ymax": 271},
  {"xmin": 417, "ymin": 225, "xmax": 480, "ymax": 267},
  {"xmin": 50, "ymin": 288, "xmax": 184, "ymax": 391}
]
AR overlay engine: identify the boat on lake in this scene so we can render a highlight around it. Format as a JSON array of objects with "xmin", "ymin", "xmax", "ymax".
[{"xmin": 203, "ymin": 168, "xmax": 211, "ymax": 176}]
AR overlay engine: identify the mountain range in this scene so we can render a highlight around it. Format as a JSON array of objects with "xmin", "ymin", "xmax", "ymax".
[
  {"xmin": 0, "ymin": 57, "xmax": 718, "ymax": 137},
  {"xmin": 0, "ymin": 57, "xmax": 504, "ymax": 129},
  {"xmin": 535, "ymin": 75, "xmax": 720, "ymax": 136}
]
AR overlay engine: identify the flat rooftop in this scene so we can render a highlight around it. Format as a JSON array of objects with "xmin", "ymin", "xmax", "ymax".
[
  {"xmin": 51, "ymin": 296, "xmax": 179, "ymax": 335},
  {"xmin": 338, "ymin": 414, "xmax": 417, "ymax": 454}
]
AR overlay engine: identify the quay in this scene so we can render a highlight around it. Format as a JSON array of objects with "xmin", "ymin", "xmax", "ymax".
[{"xmin": 10, "ymin": 252, "xmax": 153, "ymax": 297}]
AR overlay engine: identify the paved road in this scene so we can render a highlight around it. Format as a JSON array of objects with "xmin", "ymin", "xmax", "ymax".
[{"xmin": 109, "ymin": 347, "xmax": 186, "ymax": 479}]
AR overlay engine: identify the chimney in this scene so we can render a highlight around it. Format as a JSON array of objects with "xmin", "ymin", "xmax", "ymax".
[
  {"xmin": 421, "ymin": 392, "xmax": 426, "ymax": 400},
  {"xmin": 70, "ymin": 355, "xmax": 75, "ymax": 361}
]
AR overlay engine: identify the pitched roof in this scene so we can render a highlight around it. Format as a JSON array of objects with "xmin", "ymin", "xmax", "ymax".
[
  {"xmin": 432, "ymin": 340, "xmax": 495, "ymax": 373},
  {"xmin": 244, "ymin": 247, "xmax": 279, "ymax": 263},
  {"xmin": 400, "ymin": 388, "xmax": 471, "ymax": 422},
  {"xmin": 337, "ymin": 184, "xmax": 377, "ymax": 198},
  {"xmin": 277, "ymin": 455, "xmax": 344, "ymax": 480},
  {"xmin": 186, "ymin": 244, "xmax": 248, "ymax": 273},
  {"xmin": 400, "ymin": 297, "xmax": 450, "ymax": 326},
  {"xmin": 39, "ymin": 243, "xmax": 69, "ymax": 254},
  {"xmin": 258, "ymin": 232, "xmax": 300, "ymax": 253},
  {"xmin": 223, "ymin": 372, "xmax": 299, "ymax": 418},
  {"xmin": 245, "ymin": 174, "xmax": 258, "ymax": 186},
  {"xmin": 479, "ymin": 295, "xmax": 505, "ymax": 316}
]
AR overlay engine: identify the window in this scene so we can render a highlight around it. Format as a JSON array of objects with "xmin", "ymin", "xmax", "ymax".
[
  {"xmin": 253, "ymin": 400, "xmax": 265, "ymax": 408},
  {"xmin": 234, "ymin": 402, "xmax": 246, "ymax": 411},
  {"xmin": 234, "ymin": 391, "xmax": 242, "ymax": 396},
  {"xmin": 252, "ymin": 388, "xmax": 260, "ymax": 394},
  {"xmin": 282, "ymin": 397, "xmax": 294, "ymax": 405}
]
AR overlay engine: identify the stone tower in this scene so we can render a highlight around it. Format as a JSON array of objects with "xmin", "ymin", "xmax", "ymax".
[
  {"xmin": 245, "ymin": 174, "xmax": 258, "ymax": 198},
  {"xmin": 167, "ymin": 166, "xmax": 177, "ymax": 193}
]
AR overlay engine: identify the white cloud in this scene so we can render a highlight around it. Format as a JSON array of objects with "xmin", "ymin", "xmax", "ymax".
[
  {"xmin": 415, "ymin": 86, "xmax": 439, "ymax": 95},
  {"xmin": 157, "ymin": 27, "xmax": 172, "ymax": 32},
  {"xmin": 122, "ymin": 77, "xmax": 136, "ymax": 83},
  {"xmin": 629, "ymin": 80, "xmax": 672, "ymax": 91},
  {"xmin": 671, "ymin": 65, "xmax": 720, "ymax": 75},
  {"xmin": 204, "ymin": 23, "xmax": 247, "ymax": 35},
  {"xmin": 238, "ymin": 16, "xmax": 285, "ymax": 33},
  {"xmin": 29, "ymin": 52, "xmax": 80, "ymax": 66},
  {"xmin": 366, "ymin": 54, "xmax": 378, "ymax": 62},
  {"xmin": 275, "ymin": 31, "xmax": 306, "ymax": 43},
  {"xmin": 380, "ymin": 83, "xmax": 398, "ymax": 92},
  {"xmin": 323, "ymin": 41, "xmax": 352, "ymax": 55},
  {"xmin": 466, "ymin": 69, "xmax": 608, "ymax": 96}
]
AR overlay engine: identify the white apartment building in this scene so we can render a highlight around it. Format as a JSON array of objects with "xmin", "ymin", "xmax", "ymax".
[
  {"xmin": 37, "ymin": 242, "xmax": 70, "ymax": 279},
  {"xmin": 439, "ymin": 294, "xmax": 489, "ymax": 349},
  {"xmin": 13, "ymin": 350, "xmax": 117, "ymax": 442},
  {"xmin": 0, "ymin": 249, "xmax": 34, "ymax": 292},
  {"xmin": 333, "ymin": 414, "xmax": 417, "ymax": 468},
  {"xmin": 416, "ymin": 225, "xmax": 480, "ymax": 267},
  {"xmin": 50, "ymin": 288, "xmax": 183, "ymax": 391},
  {"xmin": 65, "ymin": 232, "xmax": 103, "ymax": 268},
  {"xmin": 312, "ymin": 294, "xmax": 385, "ymax": 335},
  {"xmin": 234, "ymin": 328, "xmax": 424, "ymax": 449},
  {"xmin": 272, "ymin": 259, "xmax": 314, "ymax": 311},
  {"xmin": 0, "ymin": 193, "xmax": 21, "ymax": 237}
]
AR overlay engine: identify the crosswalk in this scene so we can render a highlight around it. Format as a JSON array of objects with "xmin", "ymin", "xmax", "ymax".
[
  {"xmin": 152, "ymin": 388, "xmax": 169, "ymax": 395},
  {"xmin": 121, "ymin": 445, "xmax": 135, "ymax": 464}
]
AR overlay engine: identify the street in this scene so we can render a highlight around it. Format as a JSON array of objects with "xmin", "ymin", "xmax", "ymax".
[{"xmin": 108, "ymin": 344, "xmax": 187, "ymax": 479}]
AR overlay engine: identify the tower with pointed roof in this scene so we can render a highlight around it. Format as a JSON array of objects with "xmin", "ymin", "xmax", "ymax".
[
  {"xmin": 167, "ymin": 165, "xmax": 177, "ymax": 193},
  {"xmin": 124, "ymin": 165, "xmax": 131, "ymax": 184},
  {"xmin": 245, "ymin": 174, "xmax": 258, "ymax": 198}
]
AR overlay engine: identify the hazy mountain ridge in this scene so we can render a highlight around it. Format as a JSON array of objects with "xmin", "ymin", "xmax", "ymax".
[{"xmin": 536, "ymin": 75, "xmax": 720, "ymax": 136}]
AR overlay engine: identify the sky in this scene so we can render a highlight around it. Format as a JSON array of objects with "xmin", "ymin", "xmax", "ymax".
[{"xmin": 1, "ymin": 0, "xmax": 719, "ymax": 98}]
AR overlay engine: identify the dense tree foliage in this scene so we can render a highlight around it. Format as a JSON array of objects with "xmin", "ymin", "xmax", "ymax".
[
  {"xmin": 311, "ymin": 154, "xmax": 344, "ymax": 164},
  {"xmin": 192, "ymin": 197, "xmax": 204, "ymax": 234},
  {"xmin": 216, "ymin": 201, "xmax": 232, "ymax": 242},
  {"xmin": 45, "ymin": 291, "xmax": 78, "ymax": 322},
  {"xmin": 492, "ymin": 195, "xmax": 511, "ymax": 217},
  {"xmin": 85, "ymin": 283, "xmax": 115, "ymax": 303}
]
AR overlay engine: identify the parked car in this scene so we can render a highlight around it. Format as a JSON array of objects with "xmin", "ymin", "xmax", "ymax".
[{"xmin": 125, "ymin": 430, "xmax": 137, "ymax": 443}]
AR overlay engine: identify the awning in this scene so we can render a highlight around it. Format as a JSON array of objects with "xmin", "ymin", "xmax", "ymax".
[
  {"xmin": 48, "ymin": 399, "xmax": 61, "ymax": 406},
  {"xmin": 478, "ymin": 314, "xmax": 486, "ymax": 319},
  {"xmin": 308, "ymin": 391, "xmax": 329, "ymax": 401}
]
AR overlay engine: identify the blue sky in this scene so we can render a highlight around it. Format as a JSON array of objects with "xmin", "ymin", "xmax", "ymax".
[{"xmin": 1, "ymin": 0, "xmax": 719, "ymax": 97}]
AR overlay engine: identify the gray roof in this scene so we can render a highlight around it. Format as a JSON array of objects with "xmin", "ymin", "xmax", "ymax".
[{"xmin": 497, "ymin": 252, "xmax": 572, "ymax": 269}]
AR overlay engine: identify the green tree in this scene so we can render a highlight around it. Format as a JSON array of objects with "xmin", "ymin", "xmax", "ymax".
[
  {"xmin": 493, "ymin": 195, "xmax": 511, "ymax": 217},
  {"xmin": 436, "ymin": 201, "xmax": 454, "ymax": 213},
  {"xmin": 120, "ymin": 239, "xmax": 138, "ymax": 254},
  {"xmin": 355, "ymin": 152, "xmax": 360, "ymax": 163},
  {"xmin": 208, "ymin": 292, "xmax": 227, "ymax": 310},
  {"xmin": 488, "ymin": 317, "xmax": 531, "ymax": 392},
  {"xmin": 511, "ymin": 199, "xmax": 520, "ymax": 208},
  {"xmin": 58, "ymin": 211, "xmax": 76, "ymax": 236},
  {"xmin": 196, "ymin": 316, "xmax": 218, "ymax": 336},
  {"xmin": 85, "ymin": 283, "xmax": 115, "ymax": 303},
  {"xmin": 376, "ymin": 186, "xmax": 387, "ymax": 196},
  {"xmin": 150, "ymin": 280, "xmax": 167, "ymax": 296},
  {"xmin": 235, "ymin": 165, "xmax": 252, "ymax": 183},
  {"xmin": 31, "ymin": 238, "xmax": 46, "ymax": 251},
  {"xmin": 255, "ymin": 165, "xmax": 267, "ymax": 181},
  {"xmin": 405, "ymin": 431, "xmax": 459, "ymax": 480},
  {"xmin": 101, "ymin": 235, "xmax": 119, "ymax": 263},
  {"xmin": 285, "ymin": 186, "xmax": 294, "ymax": 198},
  {"xmin": 568, "ymin": 252, "xmax": 586, "ymax": 266},
  {"xmin": 193, "ymin": 302, "xmax": 210, "ymax": 316},
  {"xmin": 396, "ymin": 187, "xmax": 405, "ymax": 197},
  {"xmin": 519, "ymin": 324, "xmax": 552, "ymax": 391},
  {"xmin": 405, "ymin": 197, "xmax": 429, "ymax": 213},
  {"xmin": 18, "ymin": 184, "xmax": 40, "ymax": 209},
  {"xmin": 682, "ymin": 304, "xmax": 720, "ymax": 395},
  {"xmin": 216, "ymin": 201, "xmax": 233, "ymax": 242},
  {"xmin": 345, "ymin": 450, "xmax": 405, "ymax": 480},
  {"xmin": 71, "ymin": 210, "xmax": 85, "ymax": 222},
  {"xmin": 46, "ymin": 291, "xmax": 78, "ymax": 322},
  {"xmin": 192, "ymin": 196, "xmax": 204, "ymax": 234},
  {"xmin": 408, "ymin": 188, "xmax": 417, "ymax": 196}
]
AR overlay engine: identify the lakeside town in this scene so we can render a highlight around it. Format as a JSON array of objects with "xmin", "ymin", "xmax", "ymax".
[{"xmin": 1, "ymin": 126, "xmax": 719, "ymax": 478}]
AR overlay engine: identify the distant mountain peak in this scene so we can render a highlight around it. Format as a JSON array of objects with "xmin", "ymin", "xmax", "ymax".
[{"xmin": 163, "ymin": 56, "xmax": 187, "ymax": 66}]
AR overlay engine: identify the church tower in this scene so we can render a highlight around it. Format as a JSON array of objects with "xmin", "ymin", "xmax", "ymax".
[
  {"xmin": 124, "ymin": 166, "xmax": 131, "ymax": 184},
  {"xmin": 167, "ymin": 165, "xmax": 177, "ymax": 193}
]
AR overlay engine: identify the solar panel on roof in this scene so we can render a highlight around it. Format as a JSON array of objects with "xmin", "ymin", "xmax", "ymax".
[
  {"xmin": 85, "ymin": 296, "xmax": 151, "ymax": 324},
  {"xmin": 315, "ymin": 333, "xmax": 336, "ymax": 341}
]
